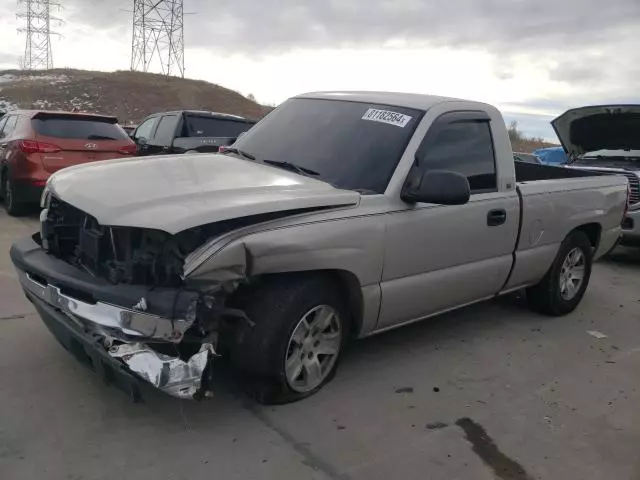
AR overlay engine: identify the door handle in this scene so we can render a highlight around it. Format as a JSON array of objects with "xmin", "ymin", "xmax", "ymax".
[{"xmin": 487, "ymin": 209, "xmax": 507, "ymax": 226}]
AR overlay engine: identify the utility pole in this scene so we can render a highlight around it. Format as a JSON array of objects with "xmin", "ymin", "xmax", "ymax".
[
  {"xmin": 131, "ymin": 0, "xmax": 185, "ymax": 78},
  {"xmin": 18, "ymin": 0, "xmax": 59, "ymax": 70}
]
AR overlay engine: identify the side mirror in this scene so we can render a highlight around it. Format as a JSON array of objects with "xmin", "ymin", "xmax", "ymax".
[
  {"xmin": 137, "ymin": 137, "xmax": 148, "ymax": 146},
  {"xmin": 401, "ymin": 169, "xmax": 470, "ymax": 205}
]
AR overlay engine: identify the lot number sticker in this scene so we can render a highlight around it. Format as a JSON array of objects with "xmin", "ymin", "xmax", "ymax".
[{"xmin": 362, "ymin": 108, "xmax": 412, "ymax": 128}]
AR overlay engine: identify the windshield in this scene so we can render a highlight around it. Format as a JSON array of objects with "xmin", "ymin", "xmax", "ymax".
[
  {"xmin": 184, "ymin": 116, "xmax": 254, "ymax": 138},
  {"xmin": 232, "ymin": 98, "xmax": 423, "ymax": 194},
  {"xmin": 32, "ymin": 117, "xmax": 129, "ymax": 140}
]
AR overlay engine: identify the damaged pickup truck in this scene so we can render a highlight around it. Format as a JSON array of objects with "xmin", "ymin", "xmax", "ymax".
[{"xmin": 10, "ymin": 92, "xmax": 629, "ymax": 404}]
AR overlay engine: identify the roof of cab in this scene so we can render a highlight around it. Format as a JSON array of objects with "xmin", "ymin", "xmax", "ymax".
[
  {"xmin": 148, "ymin": 110, "xmax": 254, "ymax": 121},
  {"xmin": 295, "ymin": 91, "xmax": 472, "ymax": 111}
]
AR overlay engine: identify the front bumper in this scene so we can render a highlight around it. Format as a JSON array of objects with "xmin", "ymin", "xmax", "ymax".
[
  {"xmin": 28, "ymin": 291, "xmax": 144, "ymax": 401},
  {"xmin": 11, "ymin": 235, "xmax": 215, "ymax": 400}
]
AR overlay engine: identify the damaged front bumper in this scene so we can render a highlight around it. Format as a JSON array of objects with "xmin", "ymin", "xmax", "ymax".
[
  {"xmin": 108, "ymin": 343, "xmax": 215, "ymax": 399},
  {"xmin": 11, "ymin": 236, "xmax": 217, "ymax": 400}
]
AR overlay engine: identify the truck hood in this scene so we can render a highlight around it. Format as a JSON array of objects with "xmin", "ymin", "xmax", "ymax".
[
  {"xmin": 552, "ymin": 105, "xmax": 640, "ymax": 157},
  {"xmin": 47, "ymin": 154, "xmax": 360, "ymax": 234}
]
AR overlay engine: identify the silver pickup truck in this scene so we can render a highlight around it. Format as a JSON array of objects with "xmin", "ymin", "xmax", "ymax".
[{"xmin": 10, "ymin": 92, "xmax": 629, "ymax": 404}]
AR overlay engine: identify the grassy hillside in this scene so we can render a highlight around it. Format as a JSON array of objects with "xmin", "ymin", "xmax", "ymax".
[{"xmin": 0, "ymin": 69, "xmax": 271, "ymax": 124}]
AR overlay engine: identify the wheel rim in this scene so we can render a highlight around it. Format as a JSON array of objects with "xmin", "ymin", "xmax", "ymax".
[
  {"xmin": 284, "ymin": 305, "xmax": 342, "ymax": 393},
  {"xmin": 559, "ymin": 247, "xmax": 585, "ymax": 300}
]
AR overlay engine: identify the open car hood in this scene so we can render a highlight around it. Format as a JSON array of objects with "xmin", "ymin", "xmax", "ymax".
[
  {"xmin": 552, "ymin": 105, "xmax": 640, "ymax": 157},
  {"xmin": 47, "ymin": 154, "xmax": 360, "ymax": 234}
]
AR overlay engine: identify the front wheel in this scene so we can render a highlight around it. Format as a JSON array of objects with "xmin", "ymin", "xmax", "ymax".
[
  {"xmin": 230, "ymin": 274, "xmax": 350, "ymax": 405},
  {"xmin": 527, "ymin": 231, "xmax": 593, "ymax": 316}
]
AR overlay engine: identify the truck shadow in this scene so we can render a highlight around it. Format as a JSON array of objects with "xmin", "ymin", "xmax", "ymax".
[
  {"xmin": 602, "ymin": 246, "xmax": 640, "ymax": 266},
  {"xmin": 121, "ymin": 293, "xmax": 535, "ymax": 421}
]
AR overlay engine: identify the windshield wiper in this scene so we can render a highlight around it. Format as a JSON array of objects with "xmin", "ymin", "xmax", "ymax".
[
  {"xmin": 219, "ymin": 147, "xmax": 256, "ymax": 161},
  {"xmin": 263, "ymin": 159, "xmax": 321, "ymax": 177}
]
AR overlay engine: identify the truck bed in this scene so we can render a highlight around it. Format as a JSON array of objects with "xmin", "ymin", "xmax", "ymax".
[
  {"xmin": 514, "ymin": 161, "xmax": 605, "ymax": 183},
  {"xmin": 505, "ymin": 162, "xmax": 626, "ymax": 292}
]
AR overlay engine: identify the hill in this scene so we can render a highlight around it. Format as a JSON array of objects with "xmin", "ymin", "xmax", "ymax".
[{"xmin": 0, "ymin": 69, "xmax": 271, "ymax": 124}]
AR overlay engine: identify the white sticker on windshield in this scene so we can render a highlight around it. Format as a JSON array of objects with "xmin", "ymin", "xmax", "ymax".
[{"xmin": 362, "ymin": 108, "xmax": 412, "ymax": 128}]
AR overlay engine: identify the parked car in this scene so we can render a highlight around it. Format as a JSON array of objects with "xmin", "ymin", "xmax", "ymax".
[
  {"xmin": 0, "ymin": 110, "xmax": 136, "ymax": 215},
  {"xmin": 131, "ymin": 110, "xmax": 256, "ymax": 156},
  {"xmin": 533, "ymin": 146, "xmax": 568, "ymax": 165},
  {"xmin": 553, "ymin": 104, "xmax": 640, "ymax": 247},
  {"xmin": 514, "ymin": 152, "xmax": 542, "ymax": 164},
  {"xmin": 11, "ymin": 92, "xmax": 628, "ymax": 405}
]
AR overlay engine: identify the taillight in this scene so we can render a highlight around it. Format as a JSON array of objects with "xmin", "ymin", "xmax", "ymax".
[
  {"xmin": 118, "ymin": 144, "xmax": 137, "ymax": 156},
  {"xmin": 19, "ymin": 140, "xmax": 61, "ymax": 154}
]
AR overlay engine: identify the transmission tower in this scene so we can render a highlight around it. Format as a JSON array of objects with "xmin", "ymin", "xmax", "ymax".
[
  {"xmin": 17, "ymin": 0, "xmax": 59, "ymax": 70},
  {"xmin": 131, "ymin": 0, "xmax": 185, "ymax": 78}
]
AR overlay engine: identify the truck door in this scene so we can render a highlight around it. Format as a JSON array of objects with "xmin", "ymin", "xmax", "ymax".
[
  {"xmin": 149, "ymin": 114, "xmax": 181, "ymax": 154},
  {"xmin": 378, "ymin": 111, "xmax": 519, "ymax": 329},
  {"xmin": 132, "ymin": 116, "xmax": 160, "ymax": 156}
]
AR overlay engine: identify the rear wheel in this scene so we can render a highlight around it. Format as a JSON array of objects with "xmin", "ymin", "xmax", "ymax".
[
  {"xmin": 230, "ymin": 274, "xmax": 350, "ymax": 405},
  {"xmin": 527, "ymin": 231, "xmax": 593, "ymax": 316},
  {"xmin": 2, "ymin": 175, "xmax": 24, "ymax": 217}
]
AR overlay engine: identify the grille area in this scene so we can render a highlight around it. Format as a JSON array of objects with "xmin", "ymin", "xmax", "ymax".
[
  {"xmin": 41, "ymin": 197, "xmax": 186, "ymax": 286},
  {"xmin": 42, "ymin": 196, "xmax": 93, "ymax": 264},
  {"xmin": 625, "ymin": 172, "xmax": 640, "ymax": 205}
]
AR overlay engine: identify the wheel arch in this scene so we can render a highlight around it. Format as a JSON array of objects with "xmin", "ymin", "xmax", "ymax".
[
  {"xmin": 572, "ymin": 222, "xmax": 601, "ymax": 249},
  {"xmin": 233, "ymin": 269, "xmax": 365, "ymax": 338}
]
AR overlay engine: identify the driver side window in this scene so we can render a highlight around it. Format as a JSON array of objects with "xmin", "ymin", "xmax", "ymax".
[
  {"xmin": 134, "ymin": 117, "xmax": 159, "ymax": 142},
  {"xmin": 415, "ymin": 111, "xmax": 498, "ymax": 194}
]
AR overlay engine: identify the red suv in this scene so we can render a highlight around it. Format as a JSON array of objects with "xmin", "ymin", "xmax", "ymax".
[{"xmin": 0, "ymin": 110, "xmax": 137, "ymax": 216}]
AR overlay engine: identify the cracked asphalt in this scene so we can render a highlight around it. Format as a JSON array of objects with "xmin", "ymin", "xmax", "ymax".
[{"xmin": 1, "ymin": 209, "xmax": 639, "ymax": 480}]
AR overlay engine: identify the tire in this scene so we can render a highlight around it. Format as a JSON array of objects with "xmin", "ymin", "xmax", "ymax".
[
  {"xmin": 526, "ymin": 231, "xmax": 593, "ymax": 316},
  {"xmin": 3, "ymin": 175, "xmax": 24, "ymax": 217},
  {"xmin": 230, "ymin": 274, "xmax": 351, "ymax": 405}
]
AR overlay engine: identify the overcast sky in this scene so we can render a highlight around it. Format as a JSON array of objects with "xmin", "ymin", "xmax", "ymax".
[{"xmin": 1, "ymin": 0, "xmax": 639, "ymax": 140}]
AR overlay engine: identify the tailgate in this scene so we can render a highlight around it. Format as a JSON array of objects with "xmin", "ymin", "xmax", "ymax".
[
  {"xmin": 36, "ymin": 138, "xmax": 133, "ymax": 173},
  {"xmin": 172, "ymin": 136, "xmax": 236, "ymax": 153},
  {"xmin": 31, "ymin": 113, "xmax": 135, "ymax": 172}
]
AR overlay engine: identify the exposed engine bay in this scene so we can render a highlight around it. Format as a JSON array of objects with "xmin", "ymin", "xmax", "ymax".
[{"xmin": 41, "ymin": 196, "xmax": 241, "ymax": 287}]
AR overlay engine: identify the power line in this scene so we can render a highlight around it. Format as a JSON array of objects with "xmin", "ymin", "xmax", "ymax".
[
  {"xmin": 17, "ymin": 0, "xmax": 61, "ymax": 70},
  {"xmin": 131, "ymin": 0, "xmax": 185, "ymax": 77}
]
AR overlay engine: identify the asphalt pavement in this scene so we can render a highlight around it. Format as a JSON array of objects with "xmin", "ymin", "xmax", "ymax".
[{"xmin": 1, "ymin": 209, "xmax": 639, "ymax": 480}]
